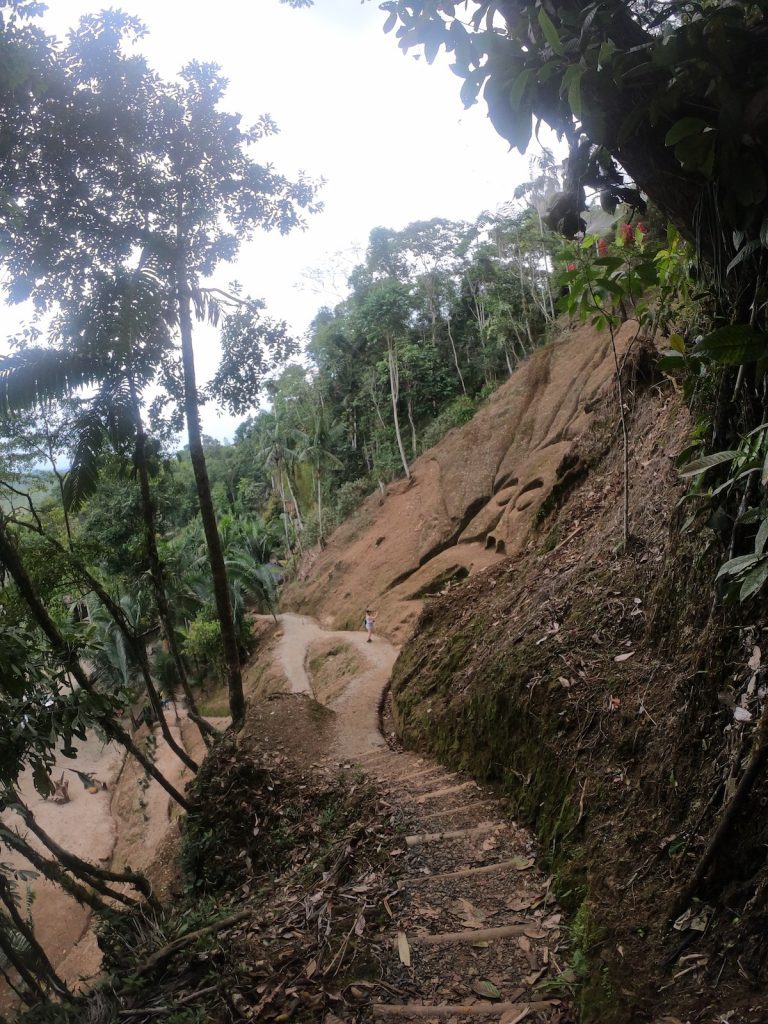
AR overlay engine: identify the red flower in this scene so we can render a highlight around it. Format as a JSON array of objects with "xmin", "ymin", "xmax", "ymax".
[
  {"xmin": 566, "ymin": 262, "xmax": 577, "ymax": 271},
  {"xmin": 637, "ymin": 222, "xmax": 648, "ymax": 234},
  {"xmin": 597, "ymin": 239, "xmax": 609, "ymax": 257},
  {"xmin": 619, "ymin": 223, "xmax": 633, "ymax": 244}
]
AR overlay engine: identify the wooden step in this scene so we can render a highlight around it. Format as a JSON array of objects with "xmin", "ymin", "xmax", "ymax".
[
  {"xmin": 415, "ymin": 781, "xmax": 478, "ymax": 804},
  {"xmin": 398, "ymin": 858, "xmax": 524, "ymax": 888},
  {"xmin": 371, "ymin": 1000, "xmax": 555, "ymax": 1017},
  {"xmin": 418, "ymin": 799, "xmax": 496, "ymax": 822},
  {"xmin": 379, "ymin": 766, "xmax": 446, "ymax": 785},
  {"xmin": 404, "ymin": 923, "xmax": 529, "ymax": 946},
  {"xmin": 404, "ymin": 822, "xmax": 503, "ymax": 848}
]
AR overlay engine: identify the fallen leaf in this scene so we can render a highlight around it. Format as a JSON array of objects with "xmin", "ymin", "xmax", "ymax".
[
  {"xmin": 518, "ymin": 935, "xmax": 531, "ymax": 953},
  {"xmin": 500, "ymin": 1010, "xmax": 530, "ymax": 1024},
  {"xmin": 748, "ymin": 646, "xmax": 761, "ymax": 672},
  {"xmin": 614, "ymin": 651, "xmax": 635, "ymax": 662},
  {"xmin": 523, "ymin": 926, "xmax": 547, "ymax": 940},
  {"xmin": 396, "ymin": 931, "xmax": 411, "ymax": 967},
  {"xmin": 734, "ymin": 706, "xmax": 753, "ymax": 722},
  {"xmin": 472, "ymin": 979, "xmax": 502, "ymax": 1000},
  {"xmin": 507, "ymin": 897, "xmax": 534, "ymax": 912},
  {"xmin": 354, "ymin": 914, "xmax": 366, "ymax": 937},
  {"xmin": 306, "ymin": 959, "xmax": 317, "ymax": 979}
]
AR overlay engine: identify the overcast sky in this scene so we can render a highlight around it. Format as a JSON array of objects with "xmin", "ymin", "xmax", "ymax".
[{"xmin": 4, "ymin": 0, "xmax": 548, "ymax": 440}]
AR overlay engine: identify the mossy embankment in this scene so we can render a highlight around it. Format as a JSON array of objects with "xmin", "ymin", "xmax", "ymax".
[{"xmin": 389, "ymin": 379, "xmax": 768, "ymax": 1023}]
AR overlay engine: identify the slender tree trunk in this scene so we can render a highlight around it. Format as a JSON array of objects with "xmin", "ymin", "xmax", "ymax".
[
  {"xmin": 0, "ymin": 521, "xmax": 192, "ymax": 811},
  {"xmin": 129, "ymin": 381, "xmax": 212, "ymax": 743},
  {"xmin": 387, "ymin": 339, "xmax": 411, "ymax": 480},
  {"xmin": 0, "ymin": 829, "xmax": 113, "ymax": 915},
  {"xmin": 175, "ymin": 243, "xmax": 245, "ymax": 731},
  {"xmin": 0, "ymin": 875, "xmax": 69, "ymax": 998},
  {"xmin": 446, "ymin": 316, "xmax": 467, "ymax": 395},
  {"xmin": 406, "ymin": 396, "xmax": 418, "ymax": 459},
  {"xmin": 284, "ymin": 468, "xmax": 303, "ymax": 532},
  {"xmin": 13, "ymin": 802, "xmax": 157, "ymax": 908},
  {"xmin": 316, "ymin": 470, "xmax": 325, "ymax": 549}
]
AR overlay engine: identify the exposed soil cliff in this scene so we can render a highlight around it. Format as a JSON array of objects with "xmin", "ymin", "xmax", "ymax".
[
  {"xmin": 292, "ymin": 326, "xmax": 768, "ymax": 1024},
  {"xmin": 286, "ymin": 321, "xmax": 643, "ymax": 644}
]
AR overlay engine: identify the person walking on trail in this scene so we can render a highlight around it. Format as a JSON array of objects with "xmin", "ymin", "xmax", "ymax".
[{"xmin": 363, "ymin": 609, "xmax": 376, "ymax": 643}]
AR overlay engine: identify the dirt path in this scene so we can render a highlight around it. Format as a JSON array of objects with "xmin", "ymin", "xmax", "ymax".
[{"xmin": 273, "ymin": 612, "xmax": 571, "ymax": 1023}]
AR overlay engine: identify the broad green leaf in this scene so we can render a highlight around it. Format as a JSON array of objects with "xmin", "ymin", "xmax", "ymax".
[
  {"xmin": 665, "ymin": 117, "xmax": 708, "ymax": 147},
  {"xmin": 755, "ymin": 518, "xmax": 768, "ymax": 556},
  {"xmin": 679, "ymin": 450, "xmax": 739, "ymax": 477},
  {"xmin": 668, "ymin": 334, "xmax": 686, "ymax": 354},
  {"xmin": 674, "ymin": 130, "xmax": 716, "ymax": 179},
  {"xmin": 538, "ymin": 8, "xmax": 565, "ymax": 56},
  {"xmin": 563, "ymin": 64, "xmax": 586, "ymax": 118},
  {"xmin": 597, "ymin": 39, "xmax": 616, "ymax": 70},
  {"xmin": 657, "ymin": 352, "xmax": 686, "ymax": 372},
  {"xmin": 694, "ymin": 324, "xmax": 768, "ymax": 365},
  {"xmin": 510, "ymin": 68, "xmax": 534, "ymax": 110},
  {"xmin": 716, "ymin": 553, "xmax": 759, "ymax": 580},
  {"xmin": 740, "ymin": 558, "xmax": 768, "ymax": 601}
]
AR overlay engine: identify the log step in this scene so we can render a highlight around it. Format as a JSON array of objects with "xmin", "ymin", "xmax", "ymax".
[
  {"xmin": 371, "ymin": 1000, "xmax": 555, "ymax": 1017},
  {"xmin": 418, "ymin": 799, "xmax": 496, "ymax": 822},
  {"xmin": 404, "ymin": 923, "xmax": 529, "ymax": 946},
  {"xmin": 398, "ymin": 858, "xmax": 526, "ymax": 888},
  {"xmin": 405, "ymin": 822, "xmax": 503, "ymax": 847},
  {"xmin": 415, "ymin": 781, "xmax": 478, "ymax": 804}
]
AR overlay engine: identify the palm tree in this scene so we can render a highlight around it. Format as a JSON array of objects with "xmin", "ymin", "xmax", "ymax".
[{"xmin": 297, "ymin": 396, "xmax": 345, "ymax": 549}]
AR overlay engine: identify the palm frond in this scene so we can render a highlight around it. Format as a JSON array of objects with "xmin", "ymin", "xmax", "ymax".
[{"xmin": 0, "ymin": 348, "xmax": 102, "ymax": 415}]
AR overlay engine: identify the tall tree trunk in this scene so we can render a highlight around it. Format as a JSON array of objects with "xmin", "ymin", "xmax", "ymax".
[
  {"xmin": 284, "ymin": 468, "xmax": 303, "ymax": 532},
  {"xmin": 129, "ymin": 380, "xmax": 212, "ymax": 743},
  {"xmin": 175, "ymin": 246, "xmax": 245, "ymax": 731},
  {"xmin": 316, "ymin": 469, "xmax": 325, "ymax": 549},
  {"xmin": 406, "ymin": 396, "xmax": 418, "ymax": 459},
  {"xmin": 387, "ymin": 338, "xmax": 411, "ymax": 481},
  {"xmin": 0, "ymin": 521, "xmax": 192, "ymax": 811},
  {"xmin": 446, "ymin": 315, "xmax": 467, "ymax": 395}
]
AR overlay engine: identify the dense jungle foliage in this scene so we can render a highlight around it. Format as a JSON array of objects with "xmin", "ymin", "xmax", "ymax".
[{"xmin": 1, "ymin": 0, "xmax": 768, "ymax": 1015}]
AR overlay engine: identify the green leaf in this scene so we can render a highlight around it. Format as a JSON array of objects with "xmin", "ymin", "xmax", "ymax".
[
  {"xmin": 756, "ymin": 518, "xmax": 768, "ymax": 556},
  {"xmin": 674, "ymin": 130, "xmax": 716, "ymax": 179},
  {"xmin": 668, "ymin": 334, "xmax": 686, "ymax": 354},
  {"xmin": 679, "ymin": 450, "xmax": 739, "ymax": 477},
  {"xmin": 562, "ymin": 64, "xmax": 586, "ymax": 118},
  {"xmin": 665, "ymin": 117, "xmax": 708, "ymax": 147},
  {"xmin": 657, "ymin": 352, "xmax": 686, "ymax": 372},
  {"xmin": 716, "ymin": 554, "xmax": 759, "ymax": 580},
  {"xmin": 509, "ymin": 68, "xmax": 534, "ymax": 110},
  {"xmin": 694, "ymin": 324, "xmax": 768, "ymax": 365},
  {"xmin": 740, "ymin": 558, "xmax": 768, "ymax": 601},
  {"xmin": 597, "ymin": 40, "xmax": 616, "ymax": 70},
  {"xmin": 538, "ymin": 8, "xmax": 565, "ymax": 56}
]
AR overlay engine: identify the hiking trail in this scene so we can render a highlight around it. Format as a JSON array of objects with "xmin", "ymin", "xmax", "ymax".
[{"xmin": 273, "ymin": 612, "xmax": 571, "ymax": 1023}]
